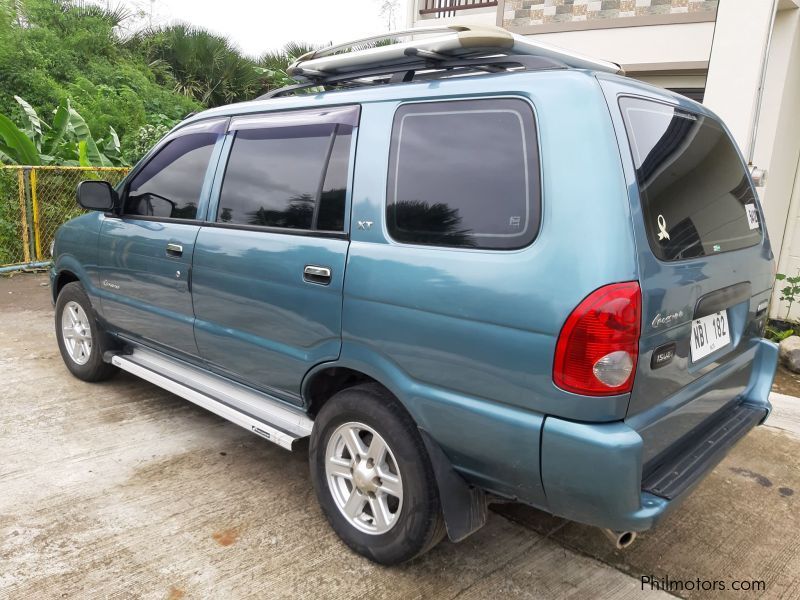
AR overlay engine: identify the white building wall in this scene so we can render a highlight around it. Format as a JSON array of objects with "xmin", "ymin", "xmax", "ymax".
[
  {"xmin": 526, "ymin": 22, "xmax": 715, "ymax": 72},
  {"xmin": 702, "ymin": 1, "xmax": 800, "ymax": 319},
  {"xmin": 703, "ymin": 1, "xmax": 776, "ymax": 152},
  {"xmin": 766, "ymin": 9, "xmax": 800, "ymax": 320}
]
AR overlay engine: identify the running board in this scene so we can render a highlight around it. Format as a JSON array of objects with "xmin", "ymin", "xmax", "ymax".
[{"xmin": 111, "ymin": 348, "xmax": 313, "ymax": 450}]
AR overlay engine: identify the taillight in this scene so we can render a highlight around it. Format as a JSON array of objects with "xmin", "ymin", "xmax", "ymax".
[{"xmin": 553, "ymin": 282, "xmax": 641, "ymax": 396}]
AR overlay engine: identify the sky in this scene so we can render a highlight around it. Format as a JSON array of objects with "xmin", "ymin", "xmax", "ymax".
[{"xmin": 111, "ymin": 0, "xmax": 402, "ymax": 57}]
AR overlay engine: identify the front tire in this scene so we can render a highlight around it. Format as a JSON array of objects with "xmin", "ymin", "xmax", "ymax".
[
  {"xmin": 55, "ymin": 281, "xmax": 117, "ymax": 382},
  {"xmin": 310, "ymin": 384, "xmax": 446, "ymax": 565}
]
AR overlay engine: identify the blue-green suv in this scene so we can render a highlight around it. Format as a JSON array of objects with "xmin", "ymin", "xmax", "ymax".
[{"xmin": 50, "ymin": 32, "xmax": 778, "ymax": 564}]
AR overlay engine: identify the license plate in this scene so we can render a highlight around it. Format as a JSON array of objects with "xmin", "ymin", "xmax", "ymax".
[{"xmin": 690, "ymin": 311, "xmax": 730, "ymax": 362}]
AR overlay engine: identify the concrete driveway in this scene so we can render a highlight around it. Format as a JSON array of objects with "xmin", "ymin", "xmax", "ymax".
[{"xmin": 1, "ymin": 273, "xmax": 798, "ymax": 600}]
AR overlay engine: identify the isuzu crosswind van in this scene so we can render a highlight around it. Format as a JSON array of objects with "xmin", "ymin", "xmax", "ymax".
[{"xmin": 52, "ymin": 25, "xmax": 777, "ymax": 564}]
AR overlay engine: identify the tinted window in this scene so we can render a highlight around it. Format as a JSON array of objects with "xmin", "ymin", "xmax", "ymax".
[
  {"xmin": 387, "ymin": 99, "xmax": 540, "ymax": 250},
  {"xmin": 125, "ymin": 133, "xmax": 218, "ymax": 220},
  {"xmin": 317, "ymin": 128, "xmax": 352, "ymax": 231},
  {"xmin": 218, "ymin": 123, "xmax": 353, "ymax": 231},
  {"xmin": 620, "ymin": 97, "xmax": 762, "ymax": 261}
]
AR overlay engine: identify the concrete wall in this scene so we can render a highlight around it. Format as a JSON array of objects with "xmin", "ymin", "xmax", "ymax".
[
  {"xmin": 702, "ymin": 1, "xmax": 775, "ymax": 155},
  {"xmin": 635, "ymin": 73, "xmax": 706, "ymax": 88},
  {"xmin": 523, "ymin": 21, "xmax": 714, "ymax": 71},
  {"xmin": 764, "ymin": 9, "xmax": 800, "ymax": 320},
  {"xmin": 702, "ymin": 1, "xmax": 800, "ymax": 319}
]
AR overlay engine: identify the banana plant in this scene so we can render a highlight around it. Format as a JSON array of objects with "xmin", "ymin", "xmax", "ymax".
[
  {"xmin": 0, "ymin": 96, "xmax": 127, "ymax": 167},
  {"xmin": 0, "ymin": 111, "xmax": 41, "ymax": 165}
]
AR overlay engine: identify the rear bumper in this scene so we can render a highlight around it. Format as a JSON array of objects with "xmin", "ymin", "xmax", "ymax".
[{"xmin": 539, "ymin": 338, "xmax": 777, "ymax": 532}]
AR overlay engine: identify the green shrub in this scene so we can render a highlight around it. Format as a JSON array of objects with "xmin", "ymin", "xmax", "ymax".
[{"xmin": 0, "ymin": 169, "xmax": 25, "ymax": 265}]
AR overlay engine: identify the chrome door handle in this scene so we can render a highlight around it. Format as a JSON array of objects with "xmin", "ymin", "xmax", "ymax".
[
  {"xmin": 304, "ymin": 265, "xmax": 332, "ymax": 285},
  {"xmin": 166, "ymin": 243, "xmax": 183, "ymax": 257}
]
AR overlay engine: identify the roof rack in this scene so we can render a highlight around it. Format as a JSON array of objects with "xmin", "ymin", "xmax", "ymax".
[
  {"xmin": 292, "ymin": 25, "xmax": 463, "ymax": 60},
  {"xmin": 256, "ymin": 24, "xmax": 623, "ymax": 101},
  {"xmin": 258, "ymin": 54, "xmax": 568, "ymax": 100}
]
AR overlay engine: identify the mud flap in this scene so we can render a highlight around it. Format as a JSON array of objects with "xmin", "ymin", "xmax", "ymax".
[{"xmin": 419, "ymin": 428, "xmax": 488, "ymax": 542}]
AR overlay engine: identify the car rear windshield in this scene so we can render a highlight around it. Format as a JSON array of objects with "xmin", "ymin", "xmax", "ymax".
[{"xmin": 619, "ymin": 97, "xmax": 762, "ymax": 262}]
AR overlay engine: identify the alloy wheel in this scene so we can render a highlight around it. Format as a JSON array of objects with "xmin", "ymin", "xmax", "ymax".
[
  {"xmin": 325, "ymin": 421, "xmax": 404, "ymax": 535},
  {"xmin": 61, "ymin": 300, "xmax": 93, "ymax": 365}
]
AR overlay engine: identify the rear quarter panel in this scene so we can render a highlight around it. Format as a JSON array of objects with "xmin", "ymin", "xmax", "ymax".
[{"xmin": 341, "ymin": 71, "xmax": 637, "ymax": 504}]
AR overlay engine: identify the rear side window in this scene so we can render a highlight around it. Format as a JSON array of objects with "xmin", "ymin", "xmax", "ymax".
[
  {"xmin": 125, "ymin": 133, "xmax": 218, "ymax": 220},
  {"xmin": 387, "ymin": 98, "xmax": 540, "ymax": 250},
  {"xmin": 217, "ymin": 111, "xmax": 356, "ymax": 232},
  {"xmin": 620, "ymin": 97, "xmax": 762, "ymax": 261}
]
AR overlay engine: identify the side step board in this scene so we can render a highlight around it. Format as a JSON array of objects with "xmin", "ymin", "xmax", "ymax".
[{"xmin": 111, "ymin": 348, "xmax": 314, "ymax": 450}]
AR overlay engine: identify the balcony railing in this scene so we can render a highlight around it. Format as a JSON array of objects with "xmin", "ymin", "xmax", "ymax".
[{"xmin": 419, "ymin": 0, "xmax": 499, "ymax": 18}]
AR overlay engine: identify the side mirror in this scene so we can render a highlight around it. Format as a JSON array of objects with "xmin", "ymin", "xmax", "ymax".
[{"xmin": 77, "ymin": 180, "xmax": 117, "ymax": 212}]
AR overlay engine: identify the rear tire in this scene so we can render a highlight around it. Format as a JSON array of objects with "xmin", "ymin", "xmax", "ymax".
[
  {"xmin": 55, "ymin": 281, "xmax": 118, "ymax": 382},
  {"xmin": 310, "ymin": 383, "xmax": 446, "ymax": 565}
]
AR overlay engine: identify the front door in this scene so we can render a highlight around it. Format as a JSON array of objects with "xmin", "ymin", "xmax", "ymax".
[
  {"xmin": 97, "ymin": 118, "xmax": 227, "ymax": 357},
  {"xmin": 191, "ymin": 106, "xmax": 359, "ymax": 404}
]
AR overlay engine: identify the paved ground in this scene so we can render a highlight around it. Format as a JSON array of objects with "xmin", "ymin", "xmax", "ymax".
[
  {"xmin": 1, "ymin": 273, "xmax": 799, "ymax": 599},
  {"xmin": 771, "ymin": 363, "xmax": 800, "ymax": 397}
]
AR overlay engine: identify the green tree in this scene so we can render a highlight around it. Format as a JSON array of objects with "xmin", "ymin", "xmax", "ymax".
[
  {"xmin": 0, "ymin": 0, "xmax": 331, "ymax": 165},
  {"xmin": 0, "ymin": 0, "xmax": 198, "ymax": 157},
  {"xmin": 126, "ymin": 23, "xmax": 268, "ymax": 107},
  {"xmin": 258, "ymin": 41, "xmax": 319, "ymax": 92}
]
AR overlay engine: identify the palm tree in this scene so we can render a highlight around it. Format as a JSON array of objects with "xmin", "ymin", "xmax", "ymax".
[
  {"xmin": 257, "ymin": 41, "xmax": 319, "ymax": 92},
  {"xmin": 127, "ymin": 23, "xmax": 265, "ymax": 107}
]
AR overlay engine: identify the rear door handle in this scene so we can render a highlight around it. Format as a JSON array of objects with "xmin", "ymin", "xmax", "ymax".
[
  {"xmin": 166, "ymin": 243, "xmax": 183, "ymax": 257},
  {"xmin": 304, "ymin": 265, "xmax": 331, "ymax": 285}
]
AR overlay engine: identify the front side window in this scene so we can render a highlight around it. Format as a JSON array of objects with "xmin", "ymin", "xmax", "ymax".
[
  {"xmin": 217, "ymin": 110, "xmax": 356, "ymax": 232},
  {"xmin": 387, "ymin": 98, "xmax": 540, "ymax": 250},
  {"xmin": 619, "ymin": 97, "xmax": 762, "ymax": 261},
  {"xmin": 124, "ymin": 132, "xmax": 219, "ymax": 220}
]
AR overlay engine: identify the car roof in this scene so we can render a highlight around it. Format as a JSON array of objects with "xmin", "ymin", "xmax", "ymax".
[
  {"xmin": 178, "ymin": 68, "xmax": 717, "ymax": 132},
  {"xmin": 181, "ymin": 68, "xmax": 597, "ymax": 126}
]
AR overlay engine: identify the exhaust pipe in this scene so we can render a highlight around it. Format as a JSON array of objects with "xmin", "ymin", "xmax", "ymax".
[{"xmin": 601, "ymin": 529, "xmax": 637, "ymax": 549}]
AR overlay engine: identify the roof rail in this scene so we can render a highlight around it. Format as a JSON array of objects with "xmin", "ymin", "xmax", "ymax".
[
  {"xmin": 257, "ymin": 54, "xmax": 568, "ymax": 100},
  {"xmin": 285, "ymin": 24, "xmax": 623, "ymax": 82}
]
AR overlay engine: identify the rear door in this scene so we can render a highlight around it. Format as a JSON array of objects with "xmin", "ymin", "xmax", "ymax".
[
  {"xmin": 191, "ymin": 106, "xmax": 358, "ymax": 404},
  {"xmin": 603, "ymin": 86, "xmax": 774, "ymax": 463}
]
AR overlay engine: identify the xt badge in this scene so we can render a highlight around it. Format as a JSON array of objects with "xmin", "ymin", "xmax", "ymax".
[{"xmin": 357, "ymin": 220, "xmax": 373, "ymax": 230}]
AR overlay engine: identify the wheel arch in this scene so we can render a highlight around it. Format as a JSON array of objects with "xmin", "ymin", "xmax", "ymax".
[
  {"xmin": 53, "ymin": 269, "xmax": 81, "ymax": 302},
  {"xmin": 52, "ymin": 254, "xmax": 99, "ymax": 305},
  {"xmin": 302, "ymin": 361, "xmax": 399, "ymax": 419},
  {"xmin": 302, "ymin": 340, "xmax": 433, "ymax": 419},
  {"xmin": 302, "ymin": 349, "xmax": 489, "ymax": 542}
]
